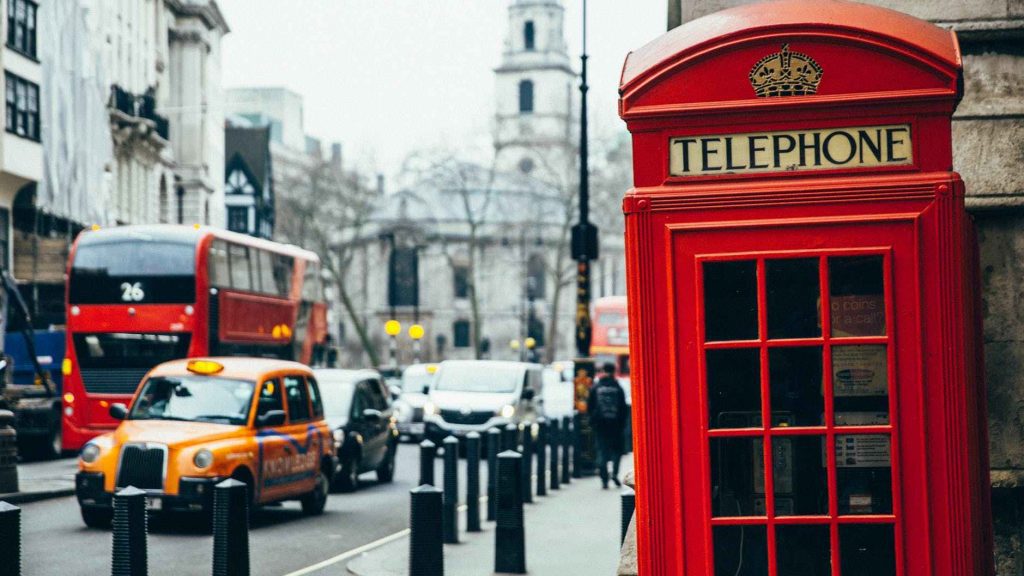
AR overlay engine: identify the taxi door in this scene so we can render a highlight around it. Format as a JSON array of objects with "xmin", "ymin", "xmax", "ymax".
[{"xmin": 279, "ymin": 374, "xmax": 318, "ymax": 496}]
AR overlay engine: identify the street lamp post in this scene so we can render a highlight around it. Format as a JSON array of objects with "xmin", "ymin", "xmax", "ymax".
[
  {"xmin": 385, "ymin": 320, "xmax": 401, "ymax": 370},
  {"xmin": 570, "ymin": 0, "xmax": 598, "ymax": 477},
  {"xmin": 409, "ymin": 324, "xmax": 425, "ymax": 364}
]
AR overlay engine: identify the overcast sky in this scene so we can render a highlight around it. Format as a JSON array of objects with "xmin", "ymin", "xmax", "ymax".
[{"xmin": 218, "ymin": 0, "xmax": 666, "ymax": 183}]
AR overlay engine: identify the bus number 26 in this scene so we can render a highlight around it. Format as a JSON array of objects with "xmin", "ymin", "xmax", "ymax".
[{"xmin": 120, "ymin": 282, "xmax": 145, "ymax": 302}]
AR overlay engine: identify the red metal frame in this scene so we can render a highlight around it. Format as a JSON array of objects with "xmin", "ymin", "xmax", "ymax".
[
  {"xmin": 619, "ymin": 1, "xmax": 991, "ymax": 575},
  {"xmin": 62, "ymin": 225, "xmax": 328, "ymax": 451}
]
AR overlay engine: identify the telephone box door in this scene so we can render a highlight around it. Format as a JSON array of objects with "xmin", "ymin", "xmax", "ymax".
[{"xmin": 675, "ymin": 219, "xmax": 926, "ymax": 576}]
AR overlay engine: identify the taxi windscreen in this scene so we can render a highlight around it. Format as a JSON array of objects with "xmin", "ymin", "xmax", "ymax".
[{"xmin": 129, "ymin": 376, "xmax": 255, "ymax": 425}]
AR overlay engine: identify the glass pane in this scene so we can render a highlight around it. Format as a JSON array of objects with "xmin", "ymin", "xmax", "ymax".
[
  {"xmin": 713, "ymin": 525, "xmax": 767, "ymax": 576},
  {"xmin": 769, "ymin": 347, "xmax": 823, "ymax": 427},
  {"xmin": 829, "ymin": 256, "xmax": 885, "ymax": 337},
  {"xmin": 774, "ymin": 436, "xmax": 828, "ymax": 516},
  {"xmin": 707, "ymin": 348, "xmax": 761, "ymax": 429},
  {"xmin": 777, "ymin": 525, "xmax": 831, "ymax": 575},
  {"xmin": 833, "ymin": 345, "xmax": 889, "ymax": 424},
  {"xmin": 704, "ymin": 260, "xmax": 758, "ymax": 341},
  {"xmin": 836, "ymin": 434, "xmax": 892, "ymax": 514},
  {"xmin": 767, "ymin": 258, "xmax": 820, "ymax": 339},
  {"xmin": 839, "ymin": 524, "xmax": 896, "ymax": 576},
  {"xmin": 711, "ymin": 437, "xmax": 764, "ymax": 517}
]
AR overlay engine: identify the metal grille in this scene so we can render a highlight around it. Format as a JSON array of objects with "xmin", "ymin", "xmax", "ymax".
[
  {"xmin": 116, "ymin": 444, "xmax": 165, "ymax": 490},
  {"xmin": 439, "ymin": 409, "xmax": 492, "ymax": 426},
  {"xmin": 80, "ymin": 368, "xmax": 149, "ymax": 395}
]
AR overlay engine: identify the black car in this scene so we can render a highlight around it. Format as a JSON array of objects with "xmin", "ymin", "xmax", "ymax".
[{"xmin": 314, "ymin": 369, "xmax": 399, "ymax": 492}]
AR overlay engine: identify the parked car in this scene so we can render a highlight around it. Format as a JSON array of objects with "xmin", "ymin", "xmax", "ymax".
[
  {"xmin": 393, "ymin": 363, "xmax": 437, "ymax": 441},
  {"xmin": 75, "ymin": 358, "xmax": 335, "ymax": 528},
  {"xmin": 423, "ymin": 360, "xmax": 543, "ymax": 444},
  {"xmin": 314, "ymin": 369, "xmax": 399, "ymax": 492}
]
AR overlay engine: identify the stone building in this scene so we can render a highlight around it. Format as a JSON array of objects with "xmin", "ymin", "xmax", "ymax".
[{"xmin": 666, "ymin": 0, "xmax": 1024, "ymax": 571}]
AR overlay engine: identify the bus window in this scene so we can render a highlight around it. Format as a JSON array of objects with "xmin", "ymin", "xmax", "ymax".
[
  {"xmin": 273, "ymin": 254, "xmax": 293, "ymax": 296},
  {"xmin": 257, "ymin": 249, "xmax": 276, "ymax": 295},
  {"xmin": 69, "ymin": 236, "xmax": 196, "ymax": 304},
  {"xmin": 209, "ymin": 240, "xmax": 230, "ymax": 288},
  {"xmin": 228, "ymin": 244, "xmax": 252, "ymax": 291}
]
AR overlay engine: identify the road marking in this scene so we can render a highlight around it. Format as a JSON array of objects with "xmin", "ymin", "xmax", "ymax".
[
  {"xmin": 283, "ymin": 529, "xmax": 410, "ymax": 576},
  {"xmin": 285, "ymin": 502, "xmax": 474, "ymax": 576}
]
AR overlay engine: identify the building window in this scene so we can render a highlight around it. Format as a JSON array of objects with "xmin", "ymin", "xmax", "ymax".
[
  {"xmin": 228, "ymin": 206, "xmax": 248, "ymax": 233},
  {"xmin": 523, "ymin": 21, "xmax": 535, "ymax": 51},
  {"xmin": 453, "ymin": 265, "xmax": 469, "ymax": 299},
  {"xmin": 518, "ymin": 80, "xmax": 534, "ymax": 114},
  {"xmin": 226, "ymin": 168, "xmax": 255, "ymax": 195},
  {"xmin": 453, "ymin": 320, "xmax": 471, "ymax": 348},
  {"xmin": 388, "ymin": 246, "xmax": 419, "ymax": 307},
  {"xmin": 7, "ymin": 0, "xmax": 37, "ymax": 59},
  {"xmin": 5, "ymin": 73, "xmax": 39, "ymax": 141},
  {"xmin": 0, "ymin": 208, "xmax": 8, "ymax": 272}
]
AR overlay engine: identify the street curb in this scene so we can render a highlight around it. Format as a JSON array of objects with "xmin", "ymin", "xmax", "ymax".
[{"xmin": 0, "ymin": 488, "xmax": 75, "ymax": 504}]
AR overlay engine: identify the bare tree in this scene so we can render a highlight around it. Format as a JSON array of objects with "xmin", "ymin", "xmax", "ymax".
[
  {"xmin": 402, "ymin": 150, "xmax": 504, "ymax": 359},
  {"xmin": 275, "ymin": 155, "xmax": 381, "ymax": 367}
]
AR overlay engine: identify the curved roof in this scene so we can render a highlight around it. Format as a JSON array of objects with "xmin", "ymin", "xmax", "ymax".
[
  {"xmin": 151, "ymin": 357, "xmax": 312, "ymax": 380},
  {"xmin": 621, "ymin": 0, "xmax": 959, "ymax": 91}
]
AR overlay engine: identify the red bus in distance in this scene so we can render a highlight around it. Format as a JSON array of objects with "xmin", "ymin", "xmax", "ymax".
[
  {"xmin": 591, "ymin": 295, "xmax": 630, "ymax": 378},
  {"xmin": 61, "ymin": 225, "xmax": 328, "ymax": 451}
]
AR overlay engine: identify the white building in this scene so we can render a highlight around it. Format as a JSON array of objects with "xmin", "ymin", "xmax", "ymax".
[{"xmin": 1, "ymin": 0, "xmax": 43, "ymax": 276}]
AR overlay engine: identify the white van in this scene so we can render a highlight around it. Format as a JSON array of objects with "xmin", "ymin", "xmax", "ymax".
[{"xmin": 423, "ymin": 360, "xmax": 543, "ymax": 443}]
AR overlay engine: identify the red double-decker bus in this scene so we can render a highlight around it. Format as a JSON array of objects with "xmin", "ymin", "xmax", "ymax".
[
  {"xmin": 61, "ymin": 225, "xmax": 328, "ymax": 450},
  {"xmin": 591, "ymin": 295, "xmax": 630, "ymax": 378}
]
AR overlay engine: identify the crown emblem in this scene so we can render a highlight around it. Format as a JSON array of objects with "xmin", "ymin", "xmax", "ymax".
[{"xmin": 749, "ymin": 44, "xmax": 823, "ymax": 97}]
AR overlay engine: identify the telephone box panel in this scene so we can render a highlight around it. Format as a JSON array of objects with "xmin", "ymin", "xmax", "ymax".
[{"xmin": 619, "ymin": 2, "xmax": 992, "ymax": 576}]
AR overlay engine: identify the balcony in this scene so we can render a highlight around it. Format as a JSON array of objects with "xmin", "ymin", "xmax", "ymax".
[{"xmin": 108, "ymin": 84, "xmax": 170, "ymax": 148}]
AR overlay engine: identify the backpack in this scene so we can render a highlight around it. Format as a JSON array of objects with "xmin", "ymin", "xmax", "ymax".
[{"xmin": 593, "ymin": 382, "xmax": 623, "ymax": 422}]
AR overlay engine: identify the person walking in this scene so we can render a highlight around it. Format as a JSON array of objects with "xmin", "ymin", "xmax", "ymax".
[{"xmin": 587, "ymin": 362, "xmax": 628, "ymax": 489}]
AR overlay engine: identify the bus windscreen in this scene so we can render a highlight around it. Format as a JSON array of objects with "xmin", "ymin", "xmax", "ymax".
[{"xmin": 69, "ymin": 239, "xmax": 196, "ymax": 304}]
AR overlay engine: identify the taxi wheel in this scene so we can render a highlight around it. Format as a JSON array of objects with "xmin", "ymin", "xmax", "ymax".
[
  {"xmin": 301, "ymin": 470, "xmax": 330, "ymax": 515},
  {"xmin": 81, "ymin": 507, "xmax": 112, "ymax": 529}
]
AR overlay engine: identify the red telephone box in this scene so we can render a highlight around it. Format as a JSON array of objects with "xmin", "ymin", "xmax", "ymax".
[{"xmin": 618, "ymin": 1, "xmax": 992, "ymax": 575}]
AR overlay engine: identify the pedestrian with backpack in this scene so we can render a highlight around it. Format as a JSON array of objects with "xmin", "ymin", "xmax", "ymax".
[{"xmin": 587, "ymin": 362, "xmax": 628, "ymax": 489}]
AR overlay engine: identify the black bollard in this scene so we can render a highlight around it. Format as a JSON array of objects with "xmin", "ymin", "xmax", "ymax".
[
  {"xmin": 419, "ymin": 439, "xmax": 437, "ymax": 486},
  {"xmin": 621, "ymin": 486, "xmax": 636, "ymax": 545},
  {"xmin": 520, "ymin": 424, "xmax": 533, "ymax": 504},
  {"xmin": 486, "ymin": 428, "xmax": 501, "ymax": 522},
  {"xmin": 111, "ymin": 486, "xmax": 148, "ymax": 576},
  {"xmin": 409, "ymin": 485, "xmax": 444, "ymax": 576},
  {"xmin": 442, "ymin": 436, "xmax": 459, "ymax": 544},
  {"xmin": 549, "ymin": 418, "xmax": 560, "ymax": 491},
  {"xmin": 502, "ymin": 422, "xmax": 518, "ymax": 453},
  {"xmin": 465, "ymin": 432, "xmax": 482, "ymax": 532},
  {"xmin": 561, "ymin": 416, "xmax": 572, "ymax": 484},
  {"xmin": 535, "ymin": 418, "xmax": 547, "ymax": 497},
  {"xmin": 0, "ymin": 501, "xmax": 20, "ymax": 576},
  {"xmin": 494, "ymin": 451, "xmax": 526, "ymax": 574},
  {"xmin": 212, "ymin": 479, "xmax": 249, "ymax": 576}
]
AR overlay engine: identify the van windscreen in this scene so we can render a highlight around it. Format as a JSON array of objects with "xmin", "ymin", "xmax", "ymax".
[{"xmin": 434, "ymin": 365, "xmax": 519, "ymax": 393}]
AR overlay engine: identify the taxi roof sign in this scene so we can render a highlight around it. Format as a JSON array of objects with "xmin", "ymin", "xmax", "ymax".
[{"xmin": 187, "ymin": 360, "xmax": 224, "ymax": 375}]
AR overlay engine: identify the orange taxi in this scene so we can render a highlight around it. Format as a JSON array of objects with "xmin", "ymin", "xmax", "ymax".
[{"xmin": 74, "ymin": 357, "xmax": 335, "ymax": 528}]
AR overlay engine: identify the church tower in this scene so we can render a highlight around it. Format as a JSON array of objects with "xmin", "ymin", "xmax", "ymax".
[{"xmin": 494, "ymin": 0, "xmax": 576, "ymax": 185}]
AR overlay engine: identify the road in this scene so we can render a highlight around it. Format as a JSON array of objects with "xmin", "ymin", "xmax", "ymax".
[{"xmin": 19, "ymin": 444, "xmax": 448, "ymax": 576}]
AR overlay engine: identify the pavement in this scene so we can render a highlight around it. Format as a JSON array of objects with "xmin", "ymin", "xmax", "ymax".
[
  {"xmin": 0, "ymin": 455, "xmax": 78, "ymax": 504},
  {"xmin": 345, "ymin": 456, "xmax": 633, "ymax": 576}
]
